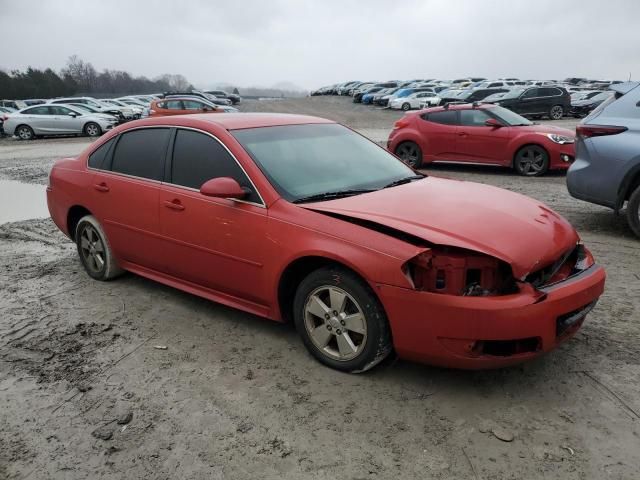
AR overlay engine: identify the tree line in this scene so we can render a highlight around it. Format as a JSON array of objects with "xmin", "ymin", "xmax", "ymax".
[{"xmin": 0, "ymin": 55, "xmax": 194, "ymax": 99}]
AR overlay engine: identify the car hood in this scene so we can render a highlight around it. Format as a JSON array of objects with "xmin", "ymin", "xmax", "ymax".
[
  {"xmin": 513, "ymin": 124, "xmax": 575, "ymax": 138},
  {"xmin": 301, "ymin": 177, "xmax": 578, "ymax": 279}
]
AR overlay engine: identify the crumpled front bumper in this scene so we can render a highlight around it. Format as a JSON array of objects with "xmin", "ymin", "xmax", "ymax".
[{"xmin": 376, "ymin": 264, "xmax": 606, "ymax": 369}]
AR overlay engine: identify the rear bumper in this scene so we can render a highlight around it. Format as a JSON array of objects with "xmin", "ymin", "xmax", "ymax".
[{"xmin": 377, "ymin": 264, "xmax": 605, "ymax": 369}]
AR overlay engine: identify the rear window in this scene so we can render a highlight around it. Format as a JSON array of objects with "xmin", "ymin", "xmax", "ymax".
[
  {"xmin": 110, "ymin": 128, "xmax": 170, "ymax": 181},
  {"xmin": 423, "ymin": 110, "xmax": 458, "ymax": 125}
]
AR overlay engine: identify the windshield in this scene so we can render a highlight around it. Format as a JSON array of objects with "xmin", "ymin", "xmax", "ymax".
[
  {"xmin": 488, "ymin": 106, "xmax": 533, "ymax": 126},
  {"xmin": 71, "ymin": 104, "xmax": 93, "ymax": 113},
  {"xmin": 232, "ymin": 124, "xmax": 416, "ymax": 202}
]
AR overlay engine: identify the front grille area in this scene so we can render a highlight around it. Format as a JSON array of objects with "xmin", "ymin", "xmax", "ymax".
[{"xmin": 556, "ymin": 301, "xmax": 597, "ymax": 337}]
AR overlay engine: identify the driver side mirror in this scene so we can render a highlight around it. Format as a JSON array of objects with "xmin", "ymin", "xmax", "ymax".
[
  {"xmin": 68, "ymin": 112, "xmax": 78, "ymax": 118},
  {"xmin": 200, "ymin": 177, "xmax": 247, "ymax": 199},
  {"xmin": 485, "ymin": 118, "xmax": 503, "ymax": 128}
]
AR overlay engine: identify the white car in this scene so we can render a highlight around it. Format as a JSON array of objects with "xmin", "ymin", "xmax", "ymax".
[
  {"xmin": 48, "ymin": 97, "xmax": 133, "ymax": 120},
  {"xmin": 389, "ymin": 91, "xmax": 439, "ymax": 111},
  {"xmin": 3, "ymin": 104, "xmax": 117, "ymax": 140},
  {"xmin": 101, "ymin": 99, "xmax": 143, "ymax": 118},
  {"xmin": 417, "ymin": 94, "xmax": 443, "ymax": 109}
]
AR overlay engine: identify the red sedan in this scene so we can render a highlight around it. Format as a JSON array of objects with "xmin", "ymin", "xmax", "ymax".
[
  {"xmin": 388, "ymin": 103, "xmax": 576, "ymax": 175},
  {"xmin": 47, "ymin": 113, "xmax": 605, "ymax": 372}
]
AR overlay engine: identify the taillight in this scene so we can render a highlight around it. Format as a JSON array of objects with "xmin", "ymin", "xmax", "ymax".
[
  {"xmin": 576, "ymin": 124, "xmax": 628, "ymax": 138},
  {"xmin": 393, "ymin": 118, "xmax": 409, "ymax": 129}
]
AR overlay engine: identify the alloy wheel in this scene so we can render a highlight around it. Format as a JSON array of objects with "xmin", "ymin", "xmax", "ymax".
[
  {"xmin": 17, "ymin": 126, "xmax": 33, "ymax": 140},
  {"xmin": 85, "ymin": 123, "xmax": 100, "ymax": 136},
  {"xmin": 516, "ymin": 147, "xmax": 547, "ymax": 175},
  {"xmin": 396, "ymin": 143, "xmax": 420, "ymax": 167},
  {"xmin": 79, "ymin": 224, "xmax": 106, "ymax": 274},
  {"xmin": 550, "ymin": 105, "xmax": 563, "ymax": 120},
  {"xmin": 303, "ymin": 286, "xmax": 367, "ymax": 361}
]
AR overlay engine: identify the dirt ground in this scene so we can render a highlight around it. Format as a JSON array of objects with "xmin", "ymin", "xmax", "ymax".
[{"xmin": 1, "ymin": 97, "xmax": 639, "ymax": 480}]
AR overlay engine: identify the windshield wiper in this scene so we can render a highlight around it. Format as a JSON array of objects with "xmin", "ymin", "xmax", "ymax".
[
  {"xmin": 382, "ymin": 174, "xmax": 425, "ymax": 189},
  {"xmin": 293, "ymin": 188, "xmax": 377, "ymax": 204}
]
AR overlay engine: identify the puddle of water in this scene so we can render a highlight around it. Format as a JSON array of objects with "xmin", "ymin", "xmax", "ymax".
[{"xmin": 0, "ymin": 179, "xmax": 50, "ymax": 225}]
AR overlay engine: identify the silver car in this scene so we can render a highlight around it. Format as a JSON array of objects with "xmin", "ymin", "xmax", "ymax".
[
  {"xmin": 3, "ymin": 104, "xmax": 117, "ymax": 140},
  {"xmin": 48, "ymin": 97, "xmax": 134, "ymax": 120}
]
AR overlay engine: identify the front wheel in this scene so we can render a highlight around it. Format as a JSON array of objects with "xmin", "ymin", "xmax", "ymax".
[
  {"xmin": 395, "ymin": 141, "xmax": 423, "ymax": 169},
  {"xmin": 626, "ymin": 185, "xmax": 640, "ymax": 238},
  {"xmin": 549, "ymin": 105, "xmax": 564, "ymax": 120},
  {"xmin": 75, "ymin": 215, "xmax": 124, "ymax": 280},
  {"xmin": 293, "ymin": 267, "xmax": 392, "ymax": 373},
  {"xmin": 514, "ymin": 145, "xmax": 549, "ymax": 176},
  {"xmin": 401, "ymin": 102, "xmax": 411, "ymax": 111},
  {"xmin": 84, "ymin": 122, "xmax": 102, "ymax": 137}
]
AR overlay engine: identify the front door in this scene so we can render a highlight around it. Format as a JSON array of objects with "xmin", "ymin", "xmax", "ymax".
[
  {"xmin": 455, "ymin": 109, "xmax": 512, "ymax": 164},
  {"xmin": 159, "ymin": 128, "xmax": 269, "ymax": 305}
]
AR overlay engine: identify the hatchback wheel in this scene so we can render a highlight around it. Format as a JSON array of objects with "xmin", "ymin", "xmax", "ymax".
[
  {"xmin": 549, "ymin": 105, "xmax": 564, "ymax": 120},
  {"xmin": 514, "ymin": 145, "xmax": 549, "ymax": 176},
  {"xmin": 293, "ymin": 267, "xmax": 392, "ymax": 373},
  {"xmin": 402, "ymin": 102, "xmax": 411, "ymax": 111},
  {"xmin": 75, "ymin": 215, "xmax": 124, "ymax": 281},
  {"xmin": 84, "ymin": 122, "xmax": 102, "ymax": 137},
  {"xmin": 16, "ymin": 125, "xmax": 34, "ymax": 140},
  {"xmin": 395, "ymin": 141, "xmax": 423, "ymax": 169},
  {"xmin": 627, "ymin": 185, "xmax": 640, "ymax": 238}
]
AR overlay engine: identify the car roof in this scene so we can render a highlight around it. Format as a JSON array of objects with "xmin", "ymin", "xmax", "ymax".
[
  {"xmin": 423, "ymin": 103, "xmax": 496, "ymax": 113},
  {"xmin": 131, "ymin": 113, "xmax": 334, "ymax": 130}
]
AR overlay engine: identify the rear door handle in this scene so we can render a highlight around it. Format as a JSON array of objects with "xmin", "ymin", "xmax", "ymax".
[
  {"xmin": 164, "ymin": 199, "xmax": 185, "ymax": 211},
  {"xmin": 93, "ymin": 182, "xmax": 109, "ymax": 192},
  {"xmin": 458, "ymin": 132, "xmax": 468, "ymax": 136}
]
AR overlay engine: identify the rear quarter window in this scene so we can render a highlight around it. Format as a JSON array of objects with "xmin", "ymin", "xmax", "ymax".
[
  {"xmin": 88, "ymin": 138, "xmax": 116, "ymax": 169},
  {"xmin": 422, "ymin": 110, "xmax": 458, "ymax": 125}
]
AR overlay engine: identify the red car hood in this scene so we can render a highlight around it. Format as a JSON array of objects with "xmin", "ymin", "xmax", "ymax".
[
  {"xmin": 516, "ymin": 124, "xmax": 575, "ymax": 138},
  {"xmin": 302, "ymin": 177, "xmax": 578, "ymax": 279}
]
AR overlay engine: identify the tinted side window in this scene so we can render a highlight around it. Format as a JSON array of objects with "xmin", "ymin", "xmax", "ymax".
[
  {"xmin": 182, "ymin": 100, "xmax": 204, "ymax": 110},
  {"xmin": 23, "ymin": 106, "xmax": 51, "ymax": 115},
  {"xmin": 522, "ymin": 88, "xmax": 539, "ymax": 99},
  {"xmin": 424, "ymin": 110, "xmax": 458, "ymax": 125},
  {"xmin": 459, "ymin": 109, "xmax": 491, "ymax": 126},
  {"xmin": 88, "ymin": 138, "xmax": 116, "ymax": 169},
  {"xmin": 111, "ymin": 128, "xmax": 170, "ymax": 181},
  {"xmin": 171, "ymin": 129, "xmax": 260, "ymax": 203},
  {"xmin": 166, "ymin": 100, "xmax": 182, "ymax": 109},
  {"xmin": 49, "ymin": 106, "xmax": 73, "ymax": 115}
]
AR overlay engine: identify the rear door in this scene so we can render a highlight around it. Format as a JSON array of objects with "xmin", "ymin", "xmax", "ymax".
[
  {"xmin": 416, "ymin": 110, "xmax": 461, "ymax": 160},
  {"xmin": 20, "ymin": 106, "xmax": 52, "ymax": 133},
  {"xmin": 89, "ymin": 127, "xmax": 171, "ymax": 272},
  {"xmin": 455, "ymin": 108, "xmax": 512, "ymax": 164},
  {"xmin": 159, "ymin": 128, "xmax": 269, "ymax": 304}
]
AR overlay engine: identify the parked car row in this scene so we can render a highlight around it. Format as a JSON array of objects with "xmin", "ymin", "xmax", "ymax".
[
  {"xmin": 1, "ymin": 89, "xmax": 241, "ymax": 140},
  {"xmin": 313, "ymin": 77, "xmax": 624, "ymax": 120}
]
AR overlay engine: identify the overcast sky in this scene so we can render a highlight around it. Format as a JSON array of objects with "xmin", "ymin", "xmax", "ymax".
[{"xmin": 0, "ymin": 0, "xmax": 637, "ymax": 90}]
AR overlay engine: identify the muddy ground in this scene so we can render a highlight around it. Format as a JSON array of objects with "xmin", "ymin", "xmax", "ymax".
[{"xmin": 1, "ymin": 97, "xmax": 639, "ymax": 479}]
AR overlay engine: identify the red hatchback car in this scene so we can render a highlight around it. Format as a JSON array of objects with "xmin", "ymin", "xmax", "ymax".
[
  {"xmin": 388, "ymin": 103, "xmax": 576, "ymax": 175},
  {"xmin": 47, "ymin": 113, "xmax": 605, "ymax": 372}
]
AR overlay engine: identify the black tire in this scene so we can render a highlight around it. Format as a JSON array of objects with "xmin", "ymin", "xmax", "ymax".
[
  {"xmin": 293, "ymin": 266, "xmax": 392, "ymax": 373},
  {"xmin": 75, "ymin": 215, "xmax": 124, "ymax": 281},
  {"xmin": 514, "ymin": 145, "xmax": 549, "ymax": 176},
  {"xmin": 549, "ymin": 105, "xmax": 564, "ymax": 120},
  {"xmin": 401, "ymin": 102, "xmax": 411, "ymax": 111},
  {"xmin": 395, "ymin": 141, "xmax": 423, "ymax": 169},
  {"xmin": 83, "ymin": 122, "xmax": 102, "ymax": 137},
  {"xmin": 626, "ymin": 185, "xmax": 640, "ymax": 238},
  {"xmin": 15, "ymin": 124, "xmax": 34, "ymax": 140}
]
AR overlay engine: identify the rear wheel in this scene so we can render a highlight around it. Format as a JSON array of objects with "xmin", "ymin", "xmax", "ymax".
[
  {"xmin": 84, "ymin": 122, "xmax": 102, "ymax": 137},
  {"xmin": 16, "ymin": 125, "xmax": 34, "ymax": 140},
  {"xmin": 75, "ymin": 215, "xmax": 124, "ymax": 281},
  {"xmin": 626, "ymin": 185, "xmax": 640, "ymax": 238},
  {"xmin": 549, "ymin": 105, "xmax": 564, "ymax": 120},
  {"xmin": 514, "ymin": 145, "xmax": 549, "ymax": 176},
  {"xmin": 293, "ymin": 267, "xmax": 392, "ymax": 373},
  {"xmin": 395, "ymin": 141, "xmax": 423, "ymax": 169}
]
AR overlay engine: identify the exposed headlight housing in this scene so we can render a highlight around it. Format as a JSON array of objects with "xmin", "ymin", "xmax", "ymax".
[
  {"xmin": 404, "ymin": 248, "xmax": 518, "ymax": 296},
  {"xmin": 545, "ymin": 133, "xmax": 574, "ymax": 144}
]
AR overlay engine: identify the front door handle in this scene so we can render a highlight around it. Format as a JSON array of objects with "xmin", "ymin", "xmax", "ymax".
[
  {"xmin": 164, "ymin": 199, "xmax": 185, "ymax": 211},
  {"xmin": 458, "ymin": 132, "xmax": 468, "ymax": 137},
  {"xmin": 93, "ymin": 182, "xmax": 109, "ymax": 192}
]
